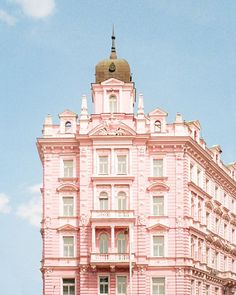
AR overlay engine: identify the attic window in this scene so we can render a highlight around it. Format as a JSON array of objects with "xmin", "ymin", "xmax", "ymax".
[
  {"xmin": 109, "ymin": 95, "xmax": 117, "ymax": 113},
  {"xmin": 65, "ymin": 121, "xmax": 72, "ymax": 133},
  {"xmin": 154, "ymin": 120, "xmax": 161, "ymax": 133}
]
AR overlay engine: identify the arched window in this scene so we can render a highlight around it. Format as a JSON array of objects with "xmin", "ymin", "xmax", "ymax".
[
  {"xmin": 109, "ymin": 95, "xmax": 117, "ymax": 113},
  {"xmin": 117, "ymin": 232, "xmax": 126, "ymax": 253},
  {"xmin": 99, "ymin": 233, "xmax": 108, "ymax": 253},
  {"xmin": 117, "ymin": 192, "xmax": 127, "ymax": 210},
  {"xmin": 65, "ymin": 121, "xmax": 72, "ymax": 133},
  {"xmin": 154, "ymin": 120, "xmax": 161, "ymax": 133},
  {"xmin": 99, "ymin": 191, "xmax": 108, "ymax": 210}
]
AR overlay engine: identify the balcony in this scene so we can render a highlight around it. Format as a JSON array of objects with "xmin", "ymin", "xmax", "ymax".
[
  {"xmin": 90, "ymin": 252, "xmax": 134, "ymax": 266},
  {"xmin": 91, "ymin": 210, "xmax": 135, "ymax": 221}
]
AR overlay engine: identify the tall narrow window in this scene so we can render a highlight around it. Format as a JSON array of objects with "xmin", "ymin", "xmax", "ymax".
[
  {"xmin": 215, "ymin": 218, "xmax": 219, "ymax": 234},
  {"xmin": 190, "ymin": 163, "xmax": 194, "ymax": 181},
  {"xmin": 117, "ymin": 155, "xmax": 127, "ymax": 175},
  {"xmin": 63, "ymin": 237, "xmax": 74, "ymax": 257},
  {"xmin": 63, "ymin": 160, "xmax": 73, "ymax": 177},
  {"xmin": 191, "ymin": 236, "xmax": 195, "ymax": 258},
  {"xmin": 206, "ymin": 212, "xmax": 210, "ymax": 228},
  {"xmin": 99, "ymin": 192, "xmax": 108, "ymax": 210},
  {"xmin": 117, "ymin": 192, "xmax": 127, "ymax": 210},
  {"xmin": 232, "ymin": 228, "xmax": 235, "ymax": 244},
  {"xmin": 197, "ymin": 168, "xmax": 201, "ymax": 187},
  {"xmin": 99, "ymin": 156, "xmax": 108, "ymax": 175},
  {"xmin": 99, "ymin": 276, "xmax": 109, "ymax": 294},
  {"xmin": 205, "ymin": 285, "xmax": 210, "ymax": 295},
  {"xmin": 117, "ymin": 276, "xmax": 127, "ymax": 295},
  {"xmin": 109, "ymin": 95, "xmax": 117, "ymax": 113},
  {"xmin": 198, "ymin": 199, "xmax": 202, "ymax": 222},
  {"xmin": 198, "ymin": 239, "xmax": 202, "ymax": 261},
  {"xmin": 65, "ymin": 121, "xmax": 72, "ymax": 133},
  {"xmin": 154, "ymin": 120, "xmax": 161, "ymax": 133},
  {"xmin": 153, "ymin": 159, "xmax": 163, "ymax": 177},
  {"xmin": 63, "ymin": 197, "xmax": 74, "ymax": 216},
  {"xmin": 152, "ymin": 278, "xmax": 165, "ymax": 295},
  {"xmin": 224, "ymin": 256, "xmax": 227, "ymax": 271},
  {"xmin": 117, "ymin": 233, "xmax": 126, "ymax": 253},
  {"xmin": 153, "ymin": 196, "xmax": 164, "ymax": 216},
  {"xmin": 190, "ymin": 280, "xmax": 195, "ymax": 295},
  {"xmin": 153, "ymin": 236, "xmax": 164, "ymax": 257},
  {"xmin": 63, "ymin": 279, "xmax": 75, "ymax": 295},
  {"xmin": 206, "ymin": 247, "xmax": 210, "ymax": 265},
  {"xmin": 99, "ymin": 233, "xmax": 108, "ymax": 254}
]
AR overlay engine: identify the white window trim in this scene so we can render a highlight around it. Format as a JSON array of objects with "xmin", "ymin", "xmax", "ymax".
[
  {"xmin": 152, "ymin": 157, "xmax": 165, "ymax": 177},
  {"xmin": 152, "ymin": 233, "xmax": 166, "ymax": 257},
  {"xmin": 60, "ymin": 156, "xmax": 76, "ymax": 178},
  {"xmin": 60, "ymin": 193, "xmax": 76, "ymax": 217},
  {"xmin": 98, "ymin": 274, "xmax": 110, "ymax": 295},
  {"xmin": 151, "ymin": 191, "xmax": 167, "ymax": 216},
  {"xmin": 116, "ymin": 274, "xmax": 128, "ymax": 295},
  {"xmin": 150, "ymin": 277, "xmax": 166, "ymax": 295},
  {"xmin": 61, "ymin": 278, "xmax": 76, "ymax": 295},
  {"xmin": 61, "ymin": 235, "xmax": 76, "ymax": 258},
  {"xmin": 116, "ymin": 154, "xmax": 128, "ymax": 175}
]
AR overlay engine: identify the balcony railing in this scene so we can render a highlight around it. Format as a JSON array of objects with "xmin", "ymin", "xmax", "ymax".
[
  {"xmin": 91, "ymin": 253, "xmax": 134, "ymax": 264},
  {"xmin": 91, "ymin": 210, "xmax": 134, "ymax": 219}
]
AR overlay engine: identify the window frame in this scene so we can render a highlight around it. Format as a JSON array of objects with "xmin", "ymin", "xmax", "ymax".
[
  {"xmin": 152, "ymin": 158, "xmax": 164, "ymax": 177},
  {"xmin": 116, "ymin": 275, "xmax": 127, "ymax": 295},
  {"xmin": 61, "ymin": 157, "xmax": 76, "ymax": 178},
  {"xmin": 151, "ymin": 277, "xmax": 165, "ymax": 295},
  {"xmin": 62, "ymin": 196, "xmax": 75, "ymax": 217},
  {"xmin": 98, "ymin": 155, "xmax": 109, "ymax": 175},
  {"xmin": 62, "ymin": 278, "xmax": 75, "ymax": 295},
  {"xmin": 62, "ymin": 236, "xmax": 75, "ymax": 258},
  {"xmin": 152, "ymin": 195, "xmax": 164, "ymax": 216},
  {"xmin": 152, "ymin": 235, "xmax": 164, "ymax": 257},
  {"xmin": 98, "ymin": 275, "xmax": 110, "ymax": 295},
  {"xmin": 109, "ymin": 95, "xmax": 118, "ymax": 113},
  {"xmin": 116, "ymin": 154, "xmax": 128, "ymax": 175}
]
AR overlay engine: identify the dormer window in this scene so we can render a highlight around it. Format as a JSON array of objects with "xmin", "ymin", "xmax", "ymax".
[
  {"xmin": 109, "ymin": 95, "xmax": 117, "ymax": 113},
  {"xmin": 154, "ymin": 120, "xmax": 161, "ymax": 133},
  {"xmin": 65, "ymin": 121, "xmax": 72, "ymax": 133}
]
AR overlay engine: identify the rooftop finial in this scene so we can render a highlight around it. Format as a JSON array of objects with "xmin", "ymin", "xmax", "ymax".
[{"xmin": 110, "ymin": 25, "xmax": 117, "ymax": 59}]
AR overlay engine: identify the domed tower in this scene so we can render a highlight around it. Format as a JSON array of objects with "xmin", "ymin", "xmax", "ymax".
[{"xmin": 92, "ymin": 28, "xmax": 136, "ymax": 114}]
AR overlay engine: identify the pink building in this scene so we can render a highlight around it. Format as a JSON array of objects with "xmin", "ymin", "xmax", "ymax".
[{"xmin": 37, "ymin": 32, "xmax": 236, "ymax": 295}]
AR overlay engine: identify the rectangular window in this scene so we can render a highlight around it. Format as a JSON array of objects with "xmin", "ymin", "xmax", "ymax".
[
  {"xmin": 63, "ymin": 279, "xmax": 75, "ymax": 295},
  {"xmin": 206, "ymin": 212, "xmax": 210, "ymax": 228},
  {"xmin": 99, "ymin": 156, "xmax": 109, "ymax": 175},
  {"xmin": 224, "ymin": 256, "xmax": 227, "ymax": 271},
  {"xmin": 152, "ymin": 277, "xmax": 165, "ymax": 295},
  {"xmin": 206, "ymin": 247, "xmax": 210, "ymax": 265},
  {"xmin": 205, "ymin": 285, "xmax": 210, "ymax": 295},
  {"xmin": 117, "ymin": 155, "xmax": 127, "ymax": 175},
  {"xmin": 99, "ymin": 276, "xmax": 109, "ymax": 294},
  {"xmin": 153, "ymin": 159, "xmax": 164, "ymax": 177},
  {"xmin": 63, "ymin": 197, "xmax": 74, "ymax": 216},
  {"xmin": 190, "ymin": 280, "xmax": 195, "ymax": 295},
  {"xmin": 232, "ymin": 259, "xmax": 235, "ymax": 272},
  {"xmin": 153, "ymin": 236, "xmax": 164, "ymax": 257},
  {"xmin": 63, "ymin": 160, "xmax": 73, "ymax": 177},
  {"xmin": 215, "ymin": 218, "xmax": 219, "ymax": 234},
  {"xmin": 63, "ymin": 237, "xmax": 74, "ymax": 257},
  {"xmin": 190, "ymin": 163, "xmax": 194, "ymax": 181},
  {"xmin": 117, "ymin": 276, "xmax": 127, "ymax": 294},
  {"xmin": 232, "ymin": 228, "xmax": 235, "ymax": 244},
  {"xmin": 197, "ymin": 168, "xmax": 201, "ymax": 187},
  {"xmin": 153, "ymin": 196, "xmax": 164, "ymax": 216}
]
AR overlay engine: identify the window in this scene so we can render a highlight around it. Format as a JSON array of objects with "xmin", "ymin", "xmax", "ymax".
[
  {"xmin": 153, "ymin": 196, "xmax": 164, "ymax": 216},
  {"xmin": 153, "ymin": 159, "xmax": 163, "ymax": 177},
  {"xmin": 63, "ymin": 160, "xmax": 73, "ymax": 177},
  {"xmin": 153, "ymin": 236, "xmax": 164, "ymax": 257},
  {"xmin": 190, "ymin": 280, "xmax": 195, "ymax": 295},
  {"xmin": 206, "ymin": 247, "xmax": 210, "ymax": 265},
  {"xmin": 215, "ymin": 252, "xmax": 219, "ymax": 269},
  {"xmin": 190, "ymin": 163, "xmax": 194, "ymax": 181},
  {"xmin": 99, "ymin": 192, "xmax": 108, "ymax": 210},
  {"xmin": 196, "ymin": 281, "xmax": 201, "ymax": 295},
  {"xmin": 215, "ymin": 218, "xmax": 219, "ymax": 234},
  {"xmin": 117, "ymin": 155, "xmax": 127, "ymax": 175},
  {"xmin": 99, "ymin": 276, "xmax": 109, "ymax": 294},
  {"xmin": 109, "ymin": 95, "xmax": 117, "ymax": 113},
  {"xmin": 232, "ymin": 259, "xmax": 235, "ymax": 272},
  {"xmin": 63, "ymin": 237, "xmax": 74, "ymax": 257},
  {"xmin": 198, "ymin": 239, "xmax": 202, "ymax": 261},
  {"xmin": 191, "ymin": 236, "xmax": 195, "ymax": 258},
  {"xmin": 63, "ymin": 279, "xmax": 75, "ymax": 295},
  {"xmin": 224, "ymin": 256, "xmax": 227, "ymax": 271},
  {"xmin": 232, "ymin": 228, "xmax": 235, "ymax": 244},
  {"xmin": 99, "ymin": 156, "xmax": 109, "ymax": 175},
  {"xmin": 152, "ymin": 278, "xmax": 165, "ymax": 295},
  {"xmin": 154, "ymin": 120, "xmax": 161, "ymax": 133},
  {"xmin": 206, "ymin": 212, "xmax": 210, "ymax": 228},
  {"xmin": 215, "ymin": 287, "xmax": 219, "ymax": 295},
  {"xmin": 63, "ymin": 197, "xmax": 74, "ymax": 216},
  {"xmin": 198, "ymin": 199, "xmax": 202, "ymax": 222},
  {"xmin": 117, "ymin": 192, "xmax": 127, "ymax": 210},
  {"xmin": 206, "ymin": 178, "xmax": 210, "ymax": 194},
  {"xmin": 117, "ymin": 233, "xmax": 126, "ymax": 253},
  {"xmin": 205, "ymin": 285, "xmax": 210, "ymax": 295},
  {"xmin": 224, "ymin": 224, "xmax": 227, "ymax": 239},
  {"xmin": 197, "ymin": 168, "xmax": 201, "ymax": 187},
  {"xmin": 117, "ymin": 276, "xmax": 127, "ymax": 295},
  {"xmin": 65, "ymin": 121, "xmax": 72, "ymax": 133},
  {"xmin": 99, "ymin": 233, "xmax": 108, "ymax": 254},
  {"xmin": 191, "ymin": 193, "xmax": 195, "ymax": 218}
]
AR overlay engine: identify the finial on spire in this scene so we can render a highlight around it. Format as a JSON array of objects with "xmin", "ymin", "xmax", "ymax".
[{"xmin": 110, "ymin": 25, "xmax": 117, "ymax": 59}]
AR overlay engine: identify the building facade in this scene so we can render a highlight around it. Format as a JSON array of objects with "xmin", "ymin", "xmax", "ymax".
[{"xmin": 37, "ymin": 33, "xmax": 236, "ymax": 295}]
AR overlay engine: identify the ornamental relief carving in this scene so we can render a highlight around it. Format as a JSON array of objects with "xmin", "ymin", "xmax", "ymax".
[{"xmin": 91, "ymin": 118, "xmax": 135, "ymax": 136}]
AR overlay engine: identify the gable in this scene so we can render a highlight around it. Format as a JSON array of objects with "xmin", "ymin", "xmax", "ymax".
[
  {"xmin": 101, "ymin": 78, "xmax": 125, "ymax": 86},
  {"xmin": 149, "ymin": 108, "xmax": 168, "ymax": 117},
  {"xmin": 89, "ymin": 120, "xmax": 136, "ymax": 136},
  {"xmin": 59, "ymin": 109, "xmax": 78, "ymax": 117}
]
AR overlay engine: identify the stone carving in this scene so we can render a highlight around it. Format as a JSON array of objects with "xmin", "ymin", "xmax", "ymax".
[
  {"xmin": 94, "ymin": 118, "xmax": 132, "ymax": 136},
  {"xmin": 138, "ymin": 215, "xmax": 146, "ymax": 225}
]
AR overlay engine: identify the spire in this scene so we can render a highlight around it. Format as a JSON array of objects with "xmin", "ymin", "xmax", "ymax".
[
  {"xmin": 137, "ymin": 94, "xmax": 144, "ymax": 116},
  {"xmin": 80, "ymin": 95, "xmax": 88, "ymax": 117},
  {"xmin": 110, "ymin": 25, "xmax": 117, "ymax": 59}
]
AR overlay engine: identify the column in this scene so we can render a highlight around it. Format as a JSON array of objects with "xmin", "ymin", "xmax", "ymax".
[
  {"xmin": 92, "ymin": 226, "xmax": 96, "ymax": 252},
  {"xmin": 111, "ymin": 226, "xmax": 115, "ymax": 252}
]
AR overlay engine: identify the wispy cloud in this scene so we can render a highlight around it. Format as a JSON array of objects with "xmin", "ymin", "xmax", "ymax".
[
  {"xmin": 16, "ymin": 183, "xmax": 42, "ymax": 227},
  {"xmin": 0, "ymin": 9, "xmax": 16, "ymax": 26},
  {"xmin": 0, "ymin": 193, "xmax": 11, "ymax": 213},
  {"xmin": 15, "ymin": 0, "xmax": 55, "ymax": 19}
]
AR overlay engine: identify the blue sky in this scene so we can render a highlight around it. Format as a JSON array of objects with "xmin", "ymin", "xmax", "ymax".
[{"xmin": 0, "ymin": 0, "xmax": 236, "ymax": 294}]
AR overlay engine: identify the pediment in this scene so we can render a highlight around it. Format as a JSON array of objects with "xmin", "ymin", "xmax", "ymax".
[
  {"xmin": 147, "ymin": 182, "xmax": 169, "ymax": 192},
  {"xmin": 213, "ymin": 207, "xmax": 223, "ymax": 216},
  {"xmin": 149, "ymin": 108, "xmax": 168, "ymax": 117},
  {"xmin": 89, "ymin": 119, "xmax": 136, "ymax": 136},
  {"xmin": 148, "ymin": 223, "xmax": 169, "ymax": 231},
  {"xmin": 214, "ymin": 238, "xmax": 224, "ymax": 248},
  {"xmin": 101, "ymin": 78, "xmax": 125, "ymax": 86},
  {"xmin": 222, "ymin": 213, "xmax": 230, "ymax": 221},
  {"xmin": 57, "ymin": 224, "xmax": 79, "ymax": 232},
  {"xmin": 59, "ymin": 109, "xmax": 78, "ymax": 118},
  {"xmin": 186, "ymin": 120, "xmax": 201, "ymax": 130},
  {"xmin": 205, "ymin": 201, "xmax": 214, "ymax": 210},
  {"xmin": 56, "ymin": 183, "xmax": 79, "ymax": 192}
]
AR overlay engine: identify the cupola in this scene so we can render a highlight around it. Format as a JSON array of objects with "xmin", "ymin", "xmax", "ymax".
[{"xmin": 95, "ymin": 27, "xmax": 132, "ymax": 83}]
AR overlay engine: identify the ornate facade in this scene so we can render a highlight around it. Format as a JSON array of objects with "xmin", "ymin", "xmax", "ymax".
[{"xmin": 37, "ymin": 32, "xmax": 236, "ymax": 295}]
